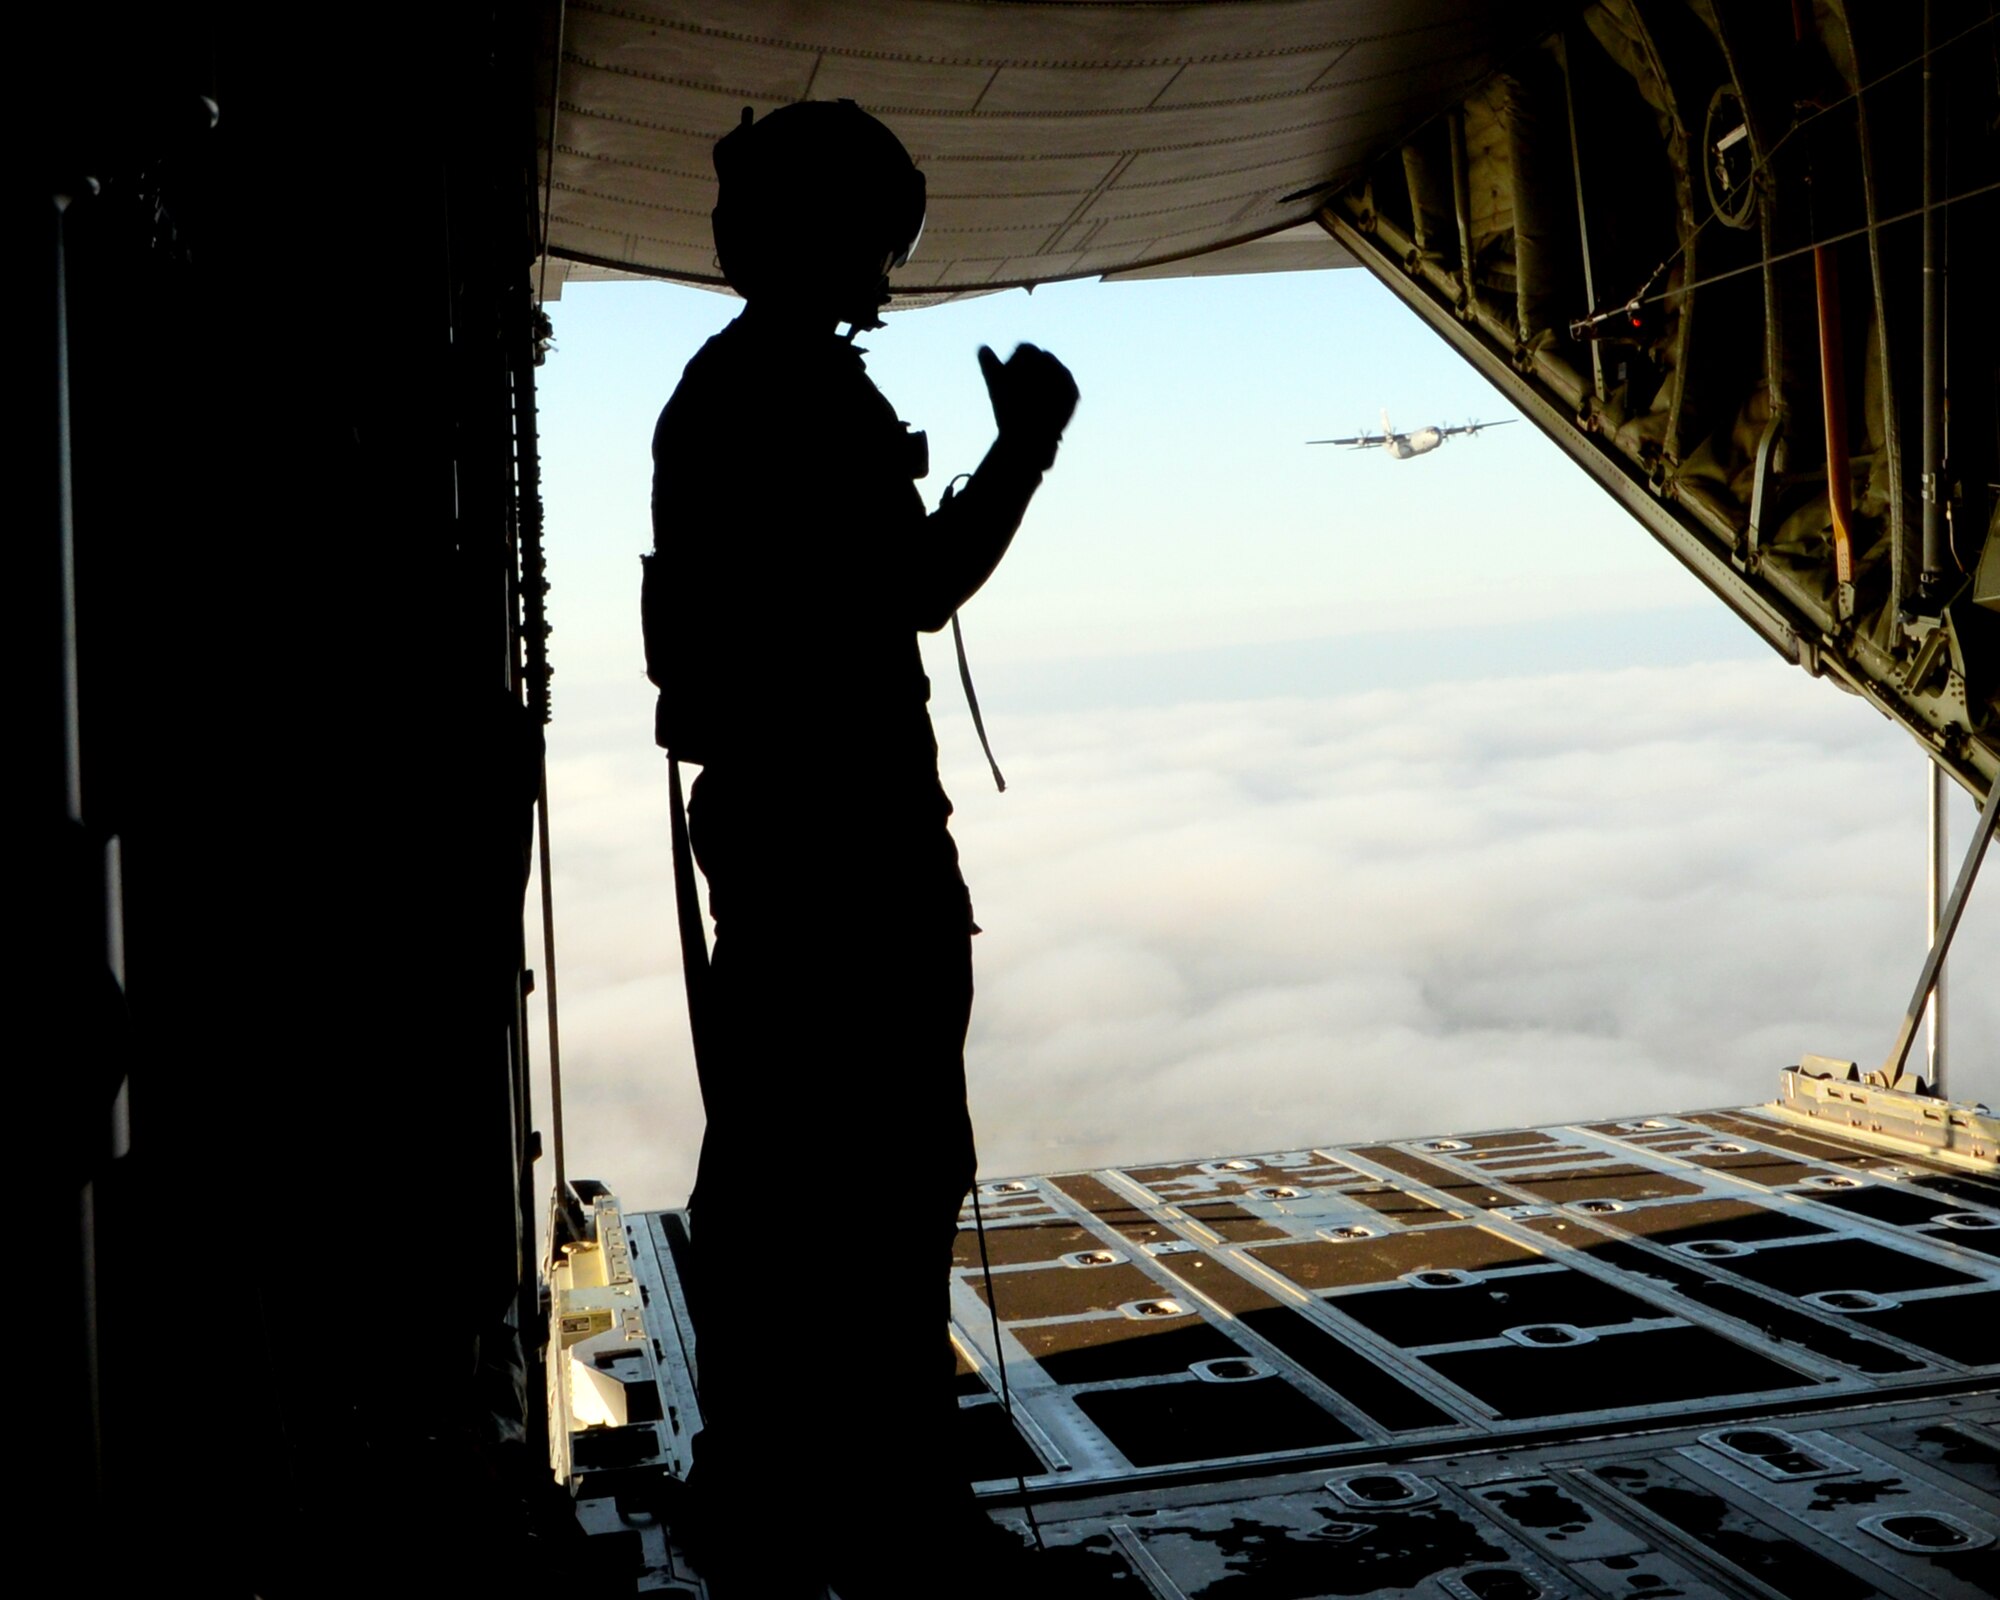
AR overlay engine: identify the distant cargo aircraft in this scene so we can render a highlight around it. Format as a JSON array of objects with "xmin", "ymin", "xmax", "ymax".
[{"xmin": 1310, "ymin": 410, "xmax": 1515, "ymax": 459}]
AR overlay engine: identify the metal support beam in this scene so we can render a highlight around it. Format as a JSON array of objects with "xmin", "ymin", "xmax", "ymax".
[
  {"xmin": 1926, "ymin": 760, "xmax": 1951, "ymax": 1096},
  {"xmin": 1883, "ymin": 765, "xmax": 1996, "ymax": 1090}
]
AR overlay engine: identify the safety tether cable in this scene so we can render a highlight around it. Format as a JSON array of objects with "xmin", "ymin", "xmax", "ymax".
[
  {"xmin": 1571, "ymin": 11, "xmax": 1998, "ymax": 333},
  {"xmin": 970, "ymin": 1183, "xmax": 1046, "ymax": 1552},
  {"xmin": 536, "ymin": 771, "xmax": 570, "ymax": 1206},
  {"xmin": 1584, "ymin": 180, "xmax": 1992, "ymax": 322}
]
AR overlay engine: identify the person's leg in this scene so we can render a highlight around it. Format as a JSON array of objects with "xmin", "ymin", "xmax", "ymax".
[
  {"xmin": 683, "ymin": 796, "xmax": 986, "ymax": 1592},
  {"xmin": 817, "ymin": 860, "xmax": 982, "ymax": 1596},
  {"xmin": 679, "ymin": 777, "xmax": 858, "ymax": 1592},
  {"xmin": 680, "ymin": 922, "xmax": 837, "ymax": 1597}
]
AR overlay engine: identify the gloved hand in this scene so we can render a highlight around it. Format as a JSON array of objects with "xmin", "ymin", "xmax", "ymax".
[{"xmin": 978, "ymin": 342, "xmax": 1078, "ymax": 467}]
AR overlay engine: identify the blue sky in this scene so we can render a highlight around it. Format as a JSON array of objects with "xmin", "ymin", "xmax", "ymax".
[
  {"xmin": 540, "ymin": 269, "xmax": 1747, "ymax": 679},
  {"xmin": 531, "ymin": 267, "xmax": 1995, "ymax": 1208}
]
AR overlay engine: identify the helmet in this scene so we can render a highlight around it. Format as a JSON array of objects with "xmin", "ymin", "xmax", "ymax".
[{"xmin": 712, "ymin": 100, "xmax": 926, "ymax": 325}]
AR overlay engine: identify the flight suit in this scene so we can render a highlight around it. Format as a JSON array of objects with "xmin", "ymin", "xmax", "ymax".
[{"xmin": 647, "ymin": 302, "xmax": 1042, "ymax": 1591}]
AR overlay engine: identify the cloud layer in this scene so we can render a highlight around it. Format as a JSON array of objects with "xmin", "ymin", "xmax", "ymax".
[{"xmin": 533, "ymin": 654, "xmax": 1997, "ymax": 1211}]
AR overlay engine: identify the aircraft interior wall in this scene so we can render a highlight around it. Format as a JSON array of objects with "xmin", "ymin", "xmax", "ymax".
[{"xmin": 35, "ymin": 4, "xmax": 559, "ymax": 1590}]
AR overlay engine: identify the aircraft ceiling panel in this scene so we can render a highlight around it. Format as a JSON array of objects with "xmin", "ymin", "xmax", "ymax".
[
  {"xmin": 803, "ymin": 54, "xmax": 1007, "ymax": 114},
  {"xmin": 972, "ymin": 62, "xmax": 1190, "ymax": 115},
  {"xmin": 1146, "ymin": 49, "xmax": 1362, "ymax": 109},
  {"xmin": 918, "ymin": 149, "xmax": 1127, "ymax": 198},
  {"xmin": 539, "ymin": 0, "xmax": 1560, "ymax": 291},
  {"xmin": 581, "ymin": 20, "xmax": 817, "ymax": 102},
  {"xmin": 1099, "ymin": 221, "xmax": 1358, "ymax": 279}
]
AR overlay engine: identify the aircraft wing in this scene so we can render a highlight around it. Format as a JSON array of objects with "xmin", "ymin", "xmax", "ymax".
[
  {"xmin": 1438, "ymin": 419, "xmax": 1517, "ymax": 438},
  {"xmin": 1307, "ymin": 433, "xmax": 1384, "ymax": 447}
]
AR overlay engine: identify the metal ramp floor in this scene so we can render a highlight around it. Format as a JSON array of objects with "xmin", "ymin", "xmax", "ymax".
[{"xmin": 550, "ymin": 1069, "xmax": 2000, "ymax": 1596}]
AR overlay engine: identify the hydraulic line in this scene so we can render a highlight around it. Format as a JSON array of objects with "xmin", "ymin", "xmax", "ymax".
[
  {"xmin": 1812, "ymin": 243, "xmax": 1857, "ymax": 615},
  {"xmin": 1920, "ymin": 0, "xmax": 1947, "ymax": 598},
  {"xmin": 1793, "ymin": 0, "xmax": 1854, "ymax": 617}
]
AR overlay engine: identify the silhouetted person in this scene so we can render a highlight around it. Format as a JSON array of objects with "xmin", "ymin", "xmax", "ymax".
[{"xmin": 642, "ymin": 100, "xmax": 1077, "ymax": 1596}]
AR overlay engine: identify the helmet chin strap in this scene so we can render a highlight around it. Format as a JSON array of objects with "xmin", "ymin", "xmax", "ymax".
[{"xmin": 840, "ymin": 274, "xmax": 893, "ymax": 339}]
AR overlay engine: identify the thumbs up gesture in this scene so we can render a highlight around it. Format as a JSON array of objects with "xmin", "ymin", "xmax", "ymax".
[{"xmin": 978, "ymin": 343, "xmax": 1078, "ymax": 468}]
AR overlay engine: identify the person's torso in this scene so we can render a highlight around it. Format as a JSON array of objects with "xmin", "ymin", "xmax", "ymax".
[{"xmin": 646, "ymin": 312, "xmax": 949, "ymax": 828}]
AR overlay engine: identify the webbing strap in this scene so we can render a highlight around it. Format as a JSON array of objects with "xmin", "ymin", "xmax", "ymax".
[
  {"xmin": 668, "ymin": 756, "xmax": 716, "ymax": 1112},
  {"xmin": 952, "ymin": 610, "xmax": 1006, "ymax": 794}
]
